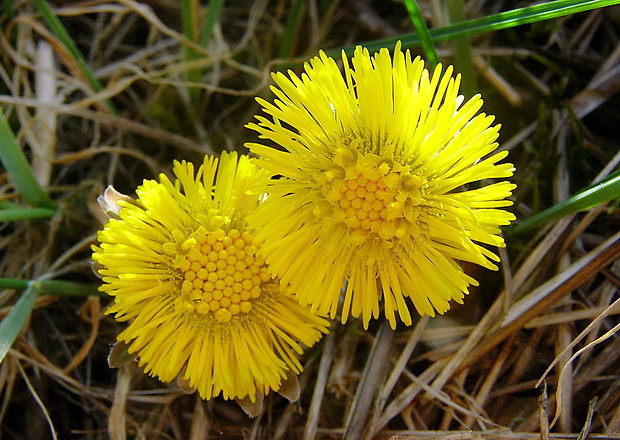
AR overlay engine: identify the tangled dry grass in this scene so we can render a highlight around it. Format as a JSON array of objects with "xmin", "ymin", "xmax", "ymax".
[{"xmin": 1, "ymin": 1, "xmax": 619, "ymax": 439}]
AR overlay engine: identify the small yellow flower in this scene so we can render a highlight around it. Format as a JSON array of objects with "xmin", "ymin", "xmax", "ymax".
[
  {"xmin": 92, "ymin": 152, "xmax": 328, "ymax": 402},
  {"xmin": 246, "ymin": 43, "xmax": 516, "ymax": 329}
]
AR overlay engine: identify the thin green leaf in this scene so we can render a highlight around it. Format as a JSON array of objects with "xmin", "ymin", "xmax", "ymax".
[
  {"xmin": 0, "ymin": 278, "xmax": 101, "ymax": 366},
  {"xmin": 0, "ymin": 207, "xmax": 56, "ymax": 222},
  {"xmin": 0, "ymin": 285, "xmax": 38, "ymax": 365},
  {"xmin": 31, "ymin": 0, "xmax": 117, "ymax": 115},
  {"xmin": 447, "ymin": 0, "xmax": 477, "ymax": 99},
  {"xmin": 0, "ymin": 277, "xmax": 104, "ymax": 297},
  {"xmin": 181, "ymin": 0, "xmax": 203, "ymax": 104},
  {"xmin": 0, "ymin": 200, "xmax": 20, "ymax": 209},
  {"xmin": 278, "ymin": 0, "xmax": 304, "ymax": 59},
  {"xmin": 0, "ymin": 278, "xmax": 28, "ymax": 290},
  {"xmin": 0, "ymin": 111, "xmax": 56, "ymax": 210},
  {"xmin": 35, "ymin": 280, "xmax": 103, "ymax": 297},
  {"xmin": 182, "ymin": 0, "xmax": 198, "ymax": 44},
  {"xmin": 324, "ymin": 0, "xmax": 620, "ymax": 57},
  {"xmin": 181, "ymin": 0, "xmax": 225, "ymax": 106},
  {"xmin": 201, "ymin": 0, "xmax": 225, "ymax": 48},
  {"xmin": 507, "ymin": 169, "xmax": 620, "ymax": 235},
  {"xmin": 2, "ymin": 0, "xmax": 14, "ymax": 20},
  {"xmin": 402, "ymin": 0, "xmax": 439, "ymax": 68}
]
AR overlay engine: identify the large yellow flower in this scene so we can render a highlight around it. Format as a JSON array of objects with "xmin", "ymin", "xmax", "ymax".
[
  {"xmin": 92, "ymin": 152, "xmax": 328, "ymax": 403},
  {"xmin": 246, "ymin": 43, "xmax": 516, "ymax": 329}
]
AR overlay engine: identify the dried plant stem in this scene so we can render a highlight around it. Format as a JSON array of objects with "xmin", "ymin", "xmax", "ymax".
[
  {"xmin": 344, "ymin": 322, "xmax": 394, "ymax": 440},
  {"xmin": 429, "ymin": 211, "xmax": 574, "ymax": 394},
  {"xmin": 374, "ymin": 355, "xmax": 446, "ymax": 432},
  {"xmin": 476, "ymin": 229, "xmax": 620, "ymax": 368},
  {"xmin": 382, "ymin": 431, "xmax": 620, "ymax": 440},
  {"xmin": 303, "ymin": 332, "xmax": 336, "ymax": 440},
  {"xmin": 605, "ymin": 404, "xmax": 620, "ymax": 434},
  {"xmin": 540, "ymin": 382, "xmax": 550, "ymax": 440},
  {"xmin": 15, "ymin": 360, "xmax": 58, "ymax": 440},
  {"xmin": 0, "ymin": 96, "xmax": 205, "ymax": 153},
  {"xmin": 473, "ymin": 55, "xmax": 522, "ymax": 106},
  {"xmin": 31, "ymin": 40, "xmax": 57, "ymax": 190},
  {"xmin": 367, "ymin": 316, "xmax": 429, "ymax": 438},
  {"xmin": 109, "ymin": 364, "xmax": 131, "ymax": 440},
  {"xmin": 556, "ymin": 320, "xmax": 573, "ymax": 432},
  {"xmin": 577, "ymin": 397, "xmax": 598, "ymax": 440},
  {"xmin": 463, "ymin": 337, "xmax": 513, "ymax": 428},
  {"xmin": 517, "ymin": 337, "xmax": 620, "ymax": 432},
  {"xmin": 188, "ymin": 395, "xmax": 210, "ymax": 440}
]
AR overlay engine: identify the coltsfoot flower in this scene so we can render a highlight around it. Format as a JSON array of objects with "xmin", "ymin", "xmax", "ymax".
[
  {"xmin": 92, "ymin": 152, "xmax": 328, "ymax": 403},
  {"xmin": 246, "ymin": 43, "xmax": 516, "ymax": 329}
]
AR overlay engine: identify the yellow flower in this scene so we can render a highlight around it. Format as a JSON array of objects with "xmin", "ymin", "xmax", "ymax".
[
  {"xmin": 246, "ymin": 43, "xmax": 516, "ymax": 329},
  {"xmin": 92, "ymin": 152, "xmax": 328, "ymax": 403}
]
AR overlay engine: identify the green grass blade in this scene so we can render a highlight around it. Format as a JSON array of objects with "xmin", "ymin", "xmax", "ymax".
[
  {"xmin": 182, "ymin": 0, "xmax": 225, "ymax": 106},
  {"xmin": 0, "ymin": 278, "xmax": 28, "ymax": 290},
  {"xmin": 507, "ymin": 169, "xmax": 620, "ymax": 235},
  {"xmin": 447, "ymin": 0, "xmax": 477, "ymax": 99},
  {"xmin": 0, "ymin": 207, "xmax": 56, "ymax": 221},
  {"xmin": 0, "ymin": 278, "xmax": 102, "ymax": 365},
  {"xmin": 403, "ymin": 0, "xmax": 439, "ymax": 68},
  {"xmin": 427, "ymin": 0, "xmax": 620, "ymax": 42},
  {"xmin": 181, "ymin": 0, "xmax": 203, "ymax": 104},
  {"xmin": 0, "ymin": 278, "xmax": 103, "ymax": 297},
  {"xmin": 182, "ymin": 0, "xmax": 198, "ymax": 48},
  {"xmin": 30, "ymin": 0, "xmax": 117, "ymax": 115},
  {"xmin": 2, "ymin": 0, "xmax": 15, "ymax": 20},
  {"xmin": 181, "ymin": 0, "xmax": 199, "ymax": 67},
  {"xmin": 201, "ymin": 0, "xmax": 225, "ymax": 48},
  {"xmin": 278, "ymin": 0, "xmax": 304, "ymax": 59},
  {"xmin": 324, "ymin": 0, "xmax": 620, "ymax": 57},
  {"xmin": 34, "ymin": 280, "xmax": 103, "ymax": 297},
  {"xmin": 0, "ymin": 285, "xmax": 38, "ymax": 365},
  {"xmin": 0, "ymin": 111, "xmax": 56, "ymax": 210}
]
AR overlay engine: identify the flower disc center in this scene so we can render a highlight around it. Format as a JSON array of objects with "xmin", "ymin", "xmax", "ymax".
[
  {"xmin": 333, "ymin": 172, "xmax": 396, "ymax": 231},
  {"xmin": 326, "ymin": 162, "xmax": 428, "ymax": 242},
  {"xmin": 177, "ymin": 229, "xmax": 270, "ymax": 323}
]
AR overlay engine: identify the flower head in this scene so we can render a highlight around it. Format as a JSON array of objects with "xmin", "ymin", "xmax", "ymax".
[
  {"xmin": 246, "ymin": 43, "xmax": 516, "ymax": 329},
  {"xmin": 92, "ymin": 152, "xmax": 328, "ymax": 402}
]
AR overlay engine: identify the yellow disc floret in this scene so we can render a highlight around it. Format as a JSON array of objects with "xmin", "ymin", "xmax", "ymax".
[
  {"xmin": 334, "ymin": 171, "xmax": 395, "ymax": 231},
  {"xmin": 177, "ymin": 228, "xmax": 269, "ymax": 323},
  {"xmin": 324, "ymin": 158, "xmax": 430, "ymax": 245}
]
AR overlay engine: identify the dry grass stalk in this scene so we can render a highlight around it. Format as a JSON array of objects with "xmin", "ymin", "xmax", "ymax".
[
  {"xmin": 344, "ymin": 322, "xmax": 394, "ymax": 439},
  {"xmin": 304, "ymin": 332, "xmax": 337, "ymax": 440},
  {"xmin": 31, "ymin": 40, "xmax": 57, "ymax": 189}
]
